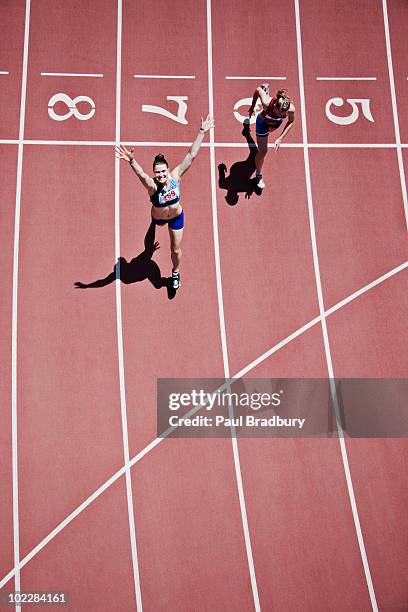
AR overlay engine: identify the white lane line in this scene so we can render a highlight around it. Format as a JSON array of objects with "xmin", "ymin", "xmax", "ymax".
[
  {"xmin": 1, "ymin": 258, "xmax": 406, "ymax": 590},
  {"xmin": 207, "ymin": 2, "xmax": 261, "ymax": 610},
  {"xmin": 0, "ymin": 71, "xmax": 10, "ymax": 75},
  {"xmin": 115, "ymin": 1, "xmax": 143, "ymax": 610},
  {"xmin": 133, "ymin": 74, "xmax": 195, "ymax": 79},
  {"xmin": 382, "ymin": 0, "xmax": 408, "ymax": 231},
  {"xmin": 226, "ymin": 76, "xmax": 286, "ymax": 80},
  {"xmin": 316, "ymin": 77, "xmax": 377, "ymax": 81},
  {"xmin": 12, "ymin": 1, "xmax": 31, "ymax": 609},
  {"xmin": 207, "ymin": 0, "xmax": 228, "ymax": 376},
  {"xmin": 294, "ymin": 1, "xmax": 378, "ymax": 610},
  {"xmin": 40, "ymin": 72, "xmax": 103, "ymax": 77}
]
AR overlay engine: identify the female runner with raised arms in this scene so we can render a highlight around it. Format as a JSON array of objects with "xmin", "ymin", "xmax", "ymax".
[
  {"xmin": 249, "ymin": 86, "xmax": 295, "ymax": 189},
  {"xmin": 116, "ymin": 114, "xmax": 213, "ymax": 290}
]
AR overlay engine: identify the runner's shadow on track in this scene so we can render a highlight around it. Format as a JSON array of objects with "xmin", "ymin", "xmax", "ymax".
[
  {"xmin": 74, "ymin": 220, "xmax": 177, "ymax": 300},
  {"xmin": 218, "ymin": 120, "xmax": 263, "ymax": 206}
]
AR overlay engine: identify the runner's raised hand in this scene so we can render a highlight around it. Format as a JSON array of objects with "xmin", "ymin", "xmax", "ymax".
[
  {"xmin": 200, "ymin": 114, "xmax": 214, "ymax": 132},
  {"xmin": 115, "ymin": 144, "xmax": 134, "ymax": 162}
]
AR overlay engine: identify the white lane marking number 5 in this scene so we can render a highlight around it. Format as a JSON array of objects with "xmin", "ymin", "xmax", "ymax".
[
  {"xmin": 47, "ymin": 93, "xmax": 96, "ymax": 121},
  {"xmin": 325, "ymin": 97, "xmax": 374, "ymax": 125}
]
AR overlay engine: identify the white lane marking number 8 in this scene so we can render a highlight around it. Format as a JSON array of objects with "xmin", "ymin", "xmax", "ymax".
[
  {"xmin": 48, "ymin": 93, "xmax": 96, "ymax": 121},
  {"xmin": 325, "ymin": 98, "xmax": 374, "ymax": 125}
]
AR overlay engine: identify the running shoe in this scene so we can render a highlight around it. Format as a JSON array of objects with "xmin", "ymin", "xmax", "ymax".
[
  {"xmin": 261, "ymin": 83, "xmax": 270, "ymax": 95},
  {"xmin": 256, "ymin": 176, "xmax": 266, "ymax": 189},
  {"xmin": 172, "ymin": 271, "xmax": 181, "ymax": 290}
]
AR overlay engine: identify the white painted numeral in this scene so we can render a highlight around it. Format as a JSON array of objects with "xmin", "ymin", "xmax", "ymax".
[
  {"xmin": 47, "ymin": 92, "xmax": 96, "ymax": 121},
  {"xmin": 233, "ymin": 97, "xmax": 262, "ymax": 124},
  {"xmin": 325, "ymin": 97, "xmax": 374, "ymax": 125},
  {"xmin": 142, "ymin": 95, "xmax": 188, "ymax": 124}
]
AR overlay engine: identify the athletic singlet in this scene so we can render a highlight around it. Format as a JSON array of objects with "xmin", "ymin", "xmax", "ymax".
[
  {"xmin": 261, "ymin": 97, "xmax": 287, "ymax": 128},
  {"xmin": 150, "ymin": 176, "xmax": 181, "ymax": 208}
]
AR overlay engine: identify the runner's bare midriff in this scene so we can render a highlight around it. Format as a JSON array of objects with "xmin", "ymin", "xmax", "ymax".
[{"xmin": 151, "ymin": 202, "xmax": 182, "ymax": 220}]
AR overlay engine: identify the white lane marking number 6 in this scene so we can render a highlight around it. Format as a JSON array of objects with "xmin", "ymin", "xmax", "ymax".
[
  {"xmin": 48, "ymin": 93, "xmax": 96, "ymax": 121},
  {"xmin": 142, "ymin": 96, "xmax": 188, "ymax": 124},
  {"xmin": 325, "ymin": 98, "xmax": 374, "ymax": 125},
  {"xmin": 233, "ymin": 97, "xmax": 263, "ymax": 124}
]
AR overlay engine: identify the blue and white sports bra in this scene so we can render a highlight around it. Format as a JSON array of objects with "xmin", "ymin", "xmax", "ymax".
[{"xmin": 150, "ymin": 176, "xmax": 181, "ymax": 208}]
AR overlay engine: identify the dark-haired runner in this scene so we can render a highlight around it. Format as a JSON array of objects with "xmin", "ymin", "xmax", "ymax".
[
  {"xmin": 249, "ymin": 86, "xmax": 295, "ymax": 189},
  {"xmin": 116, "ymin": 115, "xmax": 213, "ymax": 290}
]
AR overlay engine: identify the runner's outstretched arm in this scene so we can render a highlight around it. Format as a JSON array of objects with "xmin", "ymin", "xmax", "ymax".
[
  {"xmin": 172, "ymin": 115, "xmax": 214, "ymax": 180},
  {"xmin": 115, "ymin": 145, "xmax": 156, "ymax": 195}
]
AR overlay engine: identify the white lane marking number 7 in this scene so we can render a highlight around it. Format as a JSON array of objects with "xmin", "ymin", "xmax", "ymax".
[{"xmin": 142, "ymin": 96, "xmax": 188, "ymax": 124}]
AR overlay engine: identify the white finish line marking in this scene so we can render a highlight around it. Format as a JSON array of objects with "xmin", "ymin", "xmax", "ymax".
[
  {"xmin": 41, "ymin": 72, "xmax": 103, "ymax": 77},
  {"xmin": 1, "ymin": 139, "xmax": 408, "ymax": 149},
  {"xmin": 316, "ymin": 77, "xmax": 377, "ymax": 81},
  {"xmin": 226, "ymin": 76, "xmax": 286, "ymax": 80},
  {"xmin": 133, "ymin": 74, "xmax": 195, "ymax": 79}
]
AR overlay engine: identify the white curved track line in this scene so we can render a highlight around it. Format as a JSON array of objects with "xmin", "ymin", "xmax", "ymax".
[
  {"xmin": 114, "ymin": 1, "xmax": 143, "ymax": 610},
  {"xmin": 294, "ymin": 1, "xmax": 378, "ymax": 609},
  {"xmin": 237, "ymin": 261, "xmax": 408, "ymax": 379},
  {"xmin": 1, "ymin": 261, "xmax": 406, "ymax": 593},
  {"xmin": 206, "ymin": 1, "xmax": 261, "ymax": 610},
  {"xmin": 326, "ymin": 261, "xmax": 408, "ymax": 317},
  {"xmin": 0, "ymin": 255, "xmax": 406, "ymax": 591}
]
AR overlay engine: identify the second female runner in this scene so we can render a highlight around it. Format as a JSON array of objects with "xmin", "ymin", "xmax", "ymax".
[{"xmin": 249, "ymin": 86, "xmax": 295, "ymax": 189}]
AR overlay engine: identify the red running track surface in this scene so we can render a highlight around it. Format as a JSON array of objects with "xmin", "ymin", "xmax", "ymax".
[{"xmin": 1, "ymin": 0, "xmax": 408, "ymax": 610}]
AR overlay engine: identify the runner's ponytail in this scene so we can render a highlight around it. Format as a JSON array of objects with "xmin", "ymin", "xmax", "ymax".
[
  {"xmin": 153, "ymin": 153, "xmax": 169, "ymax": 168},
  {"xmin": 276, "ymin": 89, "xmax": 291, "ymax": 112}
]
